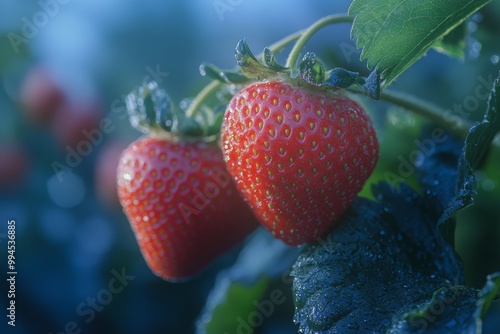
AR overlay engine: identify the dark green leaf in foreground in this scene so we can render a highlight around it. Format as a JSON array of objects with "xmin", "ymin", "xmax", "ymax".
[
  {"xmin": 388, "ymin": 272, "xmax": 500, "ymax": 333},
  {"xmin": 292, "ymin": 73, "xmax": 500, "ymax": 333},
  {"xmin": 387, "ymin": 286, "xmax": 478, "ymax": 333},
  {"xmin": 348, "ymin": 0, "xmax": 490, "ymax": 87},
  {"xmin": 292, "ymin": 133, "xmax": 464, "ymax": 333}
]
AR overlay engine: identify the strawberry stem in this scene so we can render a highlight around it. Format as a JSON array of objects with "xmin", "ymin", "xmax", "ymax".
[
  {"xmin": 185, "ymin": 80, "xmax": 223, "ymax": 119},
  {"xmin": 285, "ymin": 14, "xmax": 354, "ymax": 70},
  {"xmin": 184, "ymin": 31, "xmax": 303, "ymax": 120},
  {"xmin": 185, "ymin": 15, "xmax": 353, "ymax": 124}
]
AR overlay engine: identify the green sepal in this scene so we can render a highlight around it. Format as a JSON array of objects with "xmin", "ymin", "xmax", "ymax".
[
  {"xmin": 324, "ymin": 67, "xmax": 359, "ymax": 88},
  {"xmin": 125, "ymin": 81, "xmax": 223, "ymax": 139},
  {"xmin": 235, "ymin": 39, "xmax": 278, "ymax": 79},
  {"xmin": 177, "ymin": 116, "xmax": 203, "ymax": 137},
  {"xmin": 199, "ymin": 62, "xmax": 250, "ymax": 84},
  {"xmin": 299, "ymin": 52, "xmax": 326, "ymax": 86},
  {"xmin": 361, "ymin": 69, "xmax": 381, "ymax": 100},
  {"xmin": 125, "ymin": 81, "xmax": 177, "ymax": 134},
  {"xmin": 263, "ymin": 47, "xmax": 288, "ymax": 72}
]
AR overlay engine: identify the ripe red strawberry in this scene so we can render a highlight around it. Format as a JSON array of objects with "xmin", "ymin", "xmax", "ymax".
[
  {"xmin": 221, "ymin": 80, "xmax": 378, "ymax": 245},
  {"xmin": 117, "ymin": 134, "xmax": 258, "ymax": 281}
]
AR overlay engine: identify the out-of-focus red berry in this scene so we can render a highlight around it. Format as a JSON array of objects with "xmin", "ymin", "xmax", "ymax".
[
  {"xmin": 0, "ymin": 144, "xmax": 30, "ymax": 189},
  {"xmin": 94, "ymin": 139, "xmax": 129, "ymax": 210},
  {"xmin": 19, "ymin": 66, "xmax": 65, "ymax": 125},
  {"xmin": 51, "ymin": 99, "xmax": 103, "ymax": 148}
]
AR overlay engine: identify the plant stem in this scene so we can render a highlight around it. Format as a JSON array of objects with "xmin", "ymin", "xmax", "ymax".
[
  {"xmin": 379, "ymin": 90, "xmax": 474, "ymax": 138},
  {"xmin": 185, "ymin": 32, "xmax": 303, "ymax": 118},
  {"xmin": 265, "ymin": 31, "xmax": 303, "ymax": 59},
  {"xmin": 185, "ymin": 81, "xmax": 223, "ymax": 118},
  {"xmin": 186, "ymin": 14, "xmax": 355, "ymax": 119},
  {"xmin": 285, "ymin": 14, "xmax": 354, "ymax": 69},
  {"xmin": 185, "ymin": 13, "xmax": 478, "ymax": 142},
  {"xmin": 347, "ymin": 86, "xmax": 474, "ymax": 138}
]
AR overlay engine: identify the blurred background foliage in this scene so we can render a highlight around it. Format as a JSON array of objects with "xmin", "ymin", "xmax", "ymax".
[{"xmin": 0, "ymin": 0, "xmax": 499, "ymax": 333}]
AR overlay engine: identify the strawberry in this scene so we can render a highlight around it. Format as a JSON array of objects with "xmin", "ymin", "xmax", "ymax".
[
  {"xmin": 19, "ymin": 65, "xmax": 64, "ymax": 125},
  {"xmin": 0, "ymin": 143, "xmax": 30, "ymax": 188},
  {"xmin": 117, "ymin": 82, "xmax": 258, "ymax": 281},
  {"xmin": 221, "ymin": 80, "xmax": 378, "ymax": 245}
]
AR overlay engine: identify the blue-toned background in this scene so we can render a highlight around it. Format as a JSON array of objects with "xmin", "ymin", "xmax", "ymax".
[{"xmin": 1, "ymin": 1, "xmax": 500, "ymax": 333}]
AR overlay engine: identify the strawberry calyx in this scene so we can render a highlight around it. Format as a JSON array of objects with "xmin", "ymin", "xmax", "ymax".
[
  {"xmin": 199, "ymin": 39, "xmax": 381, "ymax": 101},
  {"xmin": 297, "ymin": 52, "xmax": 380, "ymax": 100},
  {"xmin": 125, "ymin": 81, "xmax": 223, "ymax": 139}
]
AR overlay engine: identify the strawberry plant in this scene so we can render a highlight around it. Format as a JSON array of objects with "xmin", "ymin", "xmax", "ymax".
[{"xmin": 117, "ymin": 1, "xmax": 500, "ymax": 332}]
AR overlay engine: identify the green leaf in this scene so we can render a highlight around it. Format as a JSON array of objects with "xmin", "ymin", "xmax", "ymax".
[
  {"xmin": 464, "ymin": 72, "xmax": 500, "ymax": 170},
  {"xmin": 292, "ymin": 73, "xmax": 500, "ymax": 332},
  {"xmin": 292, "ymin": 133, "xmax": 466, "ymax": 332},
  {"xmin": 388, "ymin": 272, "xmax": 500, "ymax": 333},
  {"xmin": 433, "ymin": 22, "xmax": 467, "ymax": 59},
  {"xmin": 348, "ymin": 0, "xmax": 491, "ymax": 87},
  {"xmin": 438, "ymin": 72, "xmax": 500, "ymax": 243},
  {"xmin": 292, "ymin": 130, "xmax": 482, "ymax": 332},
  {"xmin": 387, "ymin": 286, "xmax": 479, "ymax": 333},
  {"xmin": 202, "ymin": 278, "xmax": 269, "ymax": 334},
  {"xmin": 197, "ymin": 229, "xmax": 299, "ymax": 334}
]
